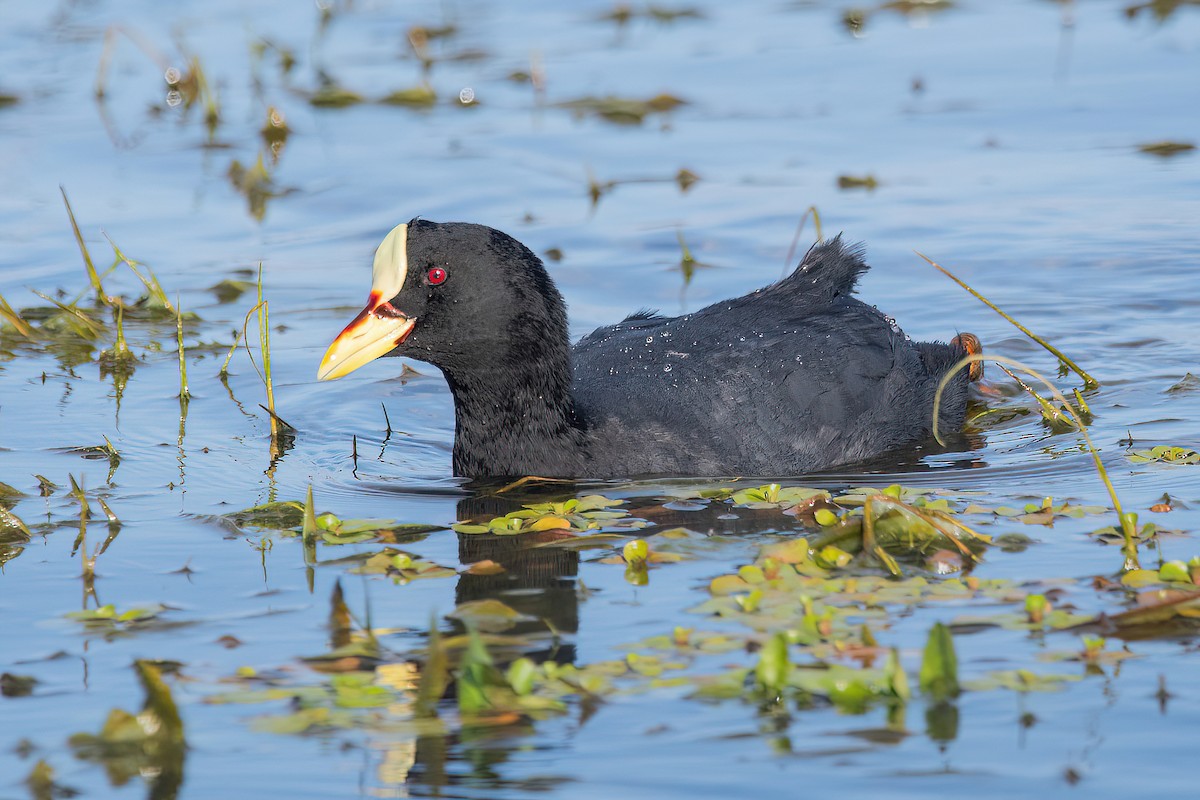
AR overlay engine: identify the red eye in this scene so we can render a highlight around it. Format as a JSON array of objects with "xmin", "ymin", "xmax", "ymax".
[{"xmin": 427, "ymin": 267, "xmax": 447, "ymax": 285}]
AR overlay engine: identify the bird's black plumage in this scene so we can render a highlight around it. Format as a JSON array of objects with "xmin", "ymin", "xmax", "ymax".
[{"xmin": 347, "ymin": 220, "xmax": 973, "ymax": 478}]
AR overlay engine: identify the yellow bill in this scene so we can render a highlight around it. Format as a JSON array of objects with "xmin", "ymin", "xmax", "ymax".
[{"xmin": 317, "ymin": 222, "xmax": 416, "ymax": 381}]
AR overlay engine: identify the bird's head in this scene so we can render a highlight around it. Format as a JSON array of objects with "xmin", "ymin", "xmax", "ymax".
[{"xmin": 317, "ymin": 220, "xmax": 567, "ymax": 380}]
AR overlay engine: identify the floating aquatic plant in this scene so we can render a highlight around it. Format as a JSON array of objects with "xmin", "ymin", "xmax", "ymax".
[{"xmin": 1127, "ymin": 445, "xmax": 1200, "ymax": 465}]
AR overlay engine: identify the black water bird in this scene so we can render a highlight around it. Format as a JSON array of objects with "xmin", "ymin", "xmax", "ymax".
[{"xmin": 318, "ymin": 220, "xmax": 980, "ymax": 478}]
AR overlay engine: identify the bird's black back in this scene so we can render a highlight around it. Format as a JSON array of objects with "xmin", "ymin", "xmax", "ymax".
[{"xmin": 570, "ymin": 237, "xmax": 968, "ymax": 476}]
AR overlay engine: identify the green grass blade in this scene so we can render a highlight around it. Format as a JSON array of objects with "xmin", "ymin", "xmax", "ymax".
[
  {"xmin": 0, "ymin": 292, "xmax": 36, "ymax": 338},
  {"xmin": 916, "ymin": 251, "xmax": 1098, "ymax": 389},
  {"xmin": 176, "ymin": 299, "xmax": 190, "ymax": 399},
  {"xmin": 60, "ymin": 187, "xmax": 108, "ymax": 305}
]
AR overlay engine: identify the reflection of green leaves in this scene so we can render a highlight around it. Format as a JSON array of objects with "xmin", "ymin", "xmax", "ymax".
[
  {"xmin": 598, "ymin": 5, "xmax": 704, "ymax": 24},
  {"xmin": 228, "ymin": 153, "xmax": 286, "ymax": 222},
  {"xmin": 209, "ymin": 279, "xmax": 253, "ymax": 304},
  {"xmin": 26, "ymin": 759, "xmax": 77, "ymax": 800},
  {"xmin": 457, "ymin": 627, "xmax": 502, "ymax": 714},
  {"xmin": 69, "ymin": 661, "xmax": 185, "ymax": 796},
  {"xmin": 415, "ymin": 616, "xmax": 449, "ymax": 718}
]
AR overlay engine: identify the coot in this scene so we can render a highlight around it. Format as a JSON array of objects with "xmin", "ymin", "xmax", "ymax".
[{"xmin": 318, "ymin": 220, "xmax": 978, "ymax": 478}]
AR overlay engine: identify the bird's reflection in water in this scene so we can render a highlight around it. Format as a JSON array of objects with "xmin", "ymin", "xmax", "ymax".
[
  {"xmin": 363, "ymin": 488, "xmax": 582, "ymax": 797},
  {"xmin": 451, "ymin": 491, "xmax": 581, "ymax": 664}
]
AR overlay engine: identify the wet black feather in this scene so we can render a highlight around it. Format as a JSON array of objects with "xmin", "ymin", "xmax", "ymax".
[{"xmin": 379, "ymin": 222, "xmax": 972, "ymax": 478}]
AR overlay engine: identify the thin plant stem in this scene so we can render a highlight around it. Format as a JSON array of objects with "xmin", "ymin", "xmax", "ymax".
[
  {"xmin": 219, "ymin": 328, "xmax": 243, "ymax": 376},
  {"xmin": 916, "ymin": 251, "xmax": 1098, "ymax": 389},
  {"xmin": 176, "ymin": 297, "xmax": 190, "ymax": 400},
  {"xmin": 0, "ymin": 292, "xmax": 35, "ymax": 338},
  {"xmin": 934, "ymin": 352, "xmax": 1138, "ymax": 571},
  {"xmin": 61, "ymin": 187, "xmax": 109, "ymax": 305},
  {"xmin": 783, "ymin": 205, "xmax": 823, "ymax": 277},
  {"xmin": 256, "ymin": 265, "xmax": 278, "ymax": 439}
]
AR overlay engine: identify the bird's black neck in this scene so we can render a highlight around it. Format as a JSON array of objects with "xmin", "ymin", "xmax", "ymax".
[{"xmin": 441, "ymin": 342, "xmax": 589, "ymax": 478}]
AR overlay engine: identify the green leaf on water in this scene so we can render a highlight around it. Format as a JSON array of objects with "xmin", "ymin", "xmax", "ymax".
[
  {"xmin": 25, "ymin": 758, "xmax": 74, "ymax": 800},
  {"xmin": 1137, "ymin": 140, "xmax": 1195, "ymax": 158},
  {"xmin": 884, "ymin": 647, "xmax": 910, "ymax": 702},
  {"xmin": 556, "ymin": 93, "xmax": 686, "ymax": 125},
  {"xmin": 224, "ymin": 501, "xmax": 304, "ymax": 530},
  {"xmin": 1159, "ymin": 560, "xmax": 1193, "ymax": 584},
  {"xmin": 309, "ymin": 82, "xmax": 365, "ymax": 108},
  {"xmin": 919, "ymin": 622, "xmax": 960, "ymax": 701},
  {"xmin": 837, "ymin": 174, "xmax": 879, "ymax": 191},
  {"xmin": 1, "ymin": 672, "xmax": 38, "ymax": 697},
  {"xmin": 507, "ymin": 657, "xmax": 538, "ymax": 697},
  {"xmin": 754, "ymin": 632, "xmax": 790, "ymax": 695},
  {"xmin": 729, "ymin": 484, "xmax": 828, "ymax": 508},
  {"xmin": 0, "ymin": 505, "xmax": 32, "ymax": 541},
  {"xmin": 67, "ymin": 604, "xmax": 164, "ymax": 627},
  {"xmin": 380, "ymin": 84, "xmax": 437, "ymax": 107},
  {"xmin": 1128, "ymin": 445, "xmax": 1200, "ymax": 465},
  {"xmin": 302, "ymin": 486, "xmax": 318, "ymax": 549},
  {"xmin": 329, "ymin": 672, "xmax": 393, "ymax": 708},
  {"xmin": 963, "ymin": 669, "xmax": 1082, "ymax": 693},
  {"xmin": 623, "ymin": 539, "xmax": 649, "ymax": 565},
  {"xmin": 1166, "ymin": 372, "xmax": 1200, "ymax": 394},
  {"xmin": 0, "ymin": 481, "xmax": 25, "ymax": 506}
]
